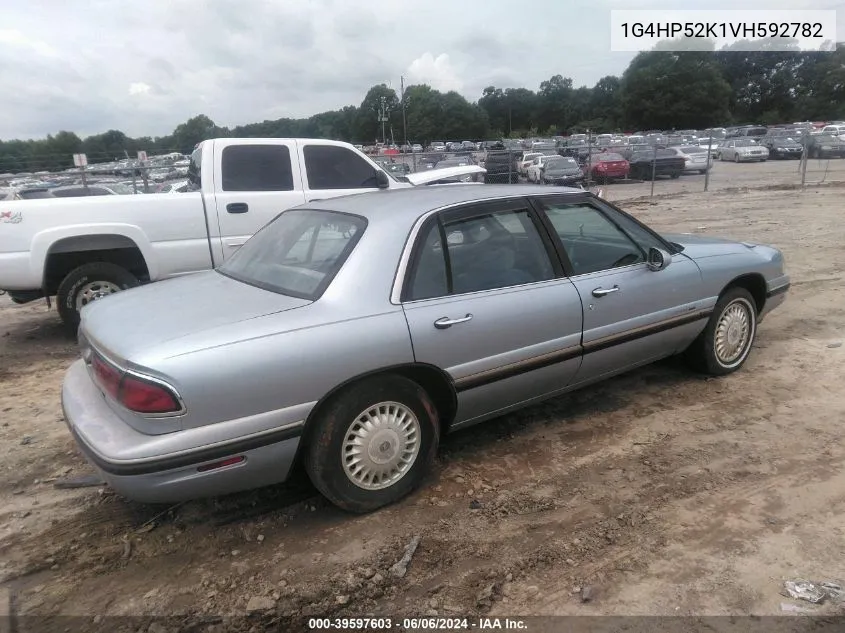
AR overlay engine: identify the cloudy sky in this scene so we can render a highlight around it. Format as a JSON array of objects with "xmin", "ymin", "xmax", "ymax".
[{"xmin": 1, "ymin": 0, "xmax": 842, "ymax": 139}]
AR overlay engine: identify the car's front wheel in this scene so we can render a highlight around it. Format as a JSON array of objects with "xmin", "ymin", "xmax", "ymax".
[
  {"xmin": 685, "ymin": 287, "xmax": 757, "ymax": 376},
  {"xmin": 304, "ymin": 375, "xmax": 440, "ymax": 513}
]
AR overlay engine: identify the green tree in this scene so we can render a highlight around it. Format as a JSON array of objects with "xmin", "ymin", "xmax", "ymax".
[
  {"xmin": 620, "ymin": 49, "xmax": 732, "ymax": 129},
  {"xmin": 355, "ymin": 84, "xmax": 399, "ymax": 143},
  {"xmin": 172, "ymin": 115, "xmax": 228, "ymax": 153}
]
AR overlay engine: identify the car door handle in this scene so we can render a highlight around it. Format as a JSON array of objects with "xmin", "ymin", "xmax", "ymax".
[
  {"xmin": 434, "ymin": 314, "xmax": 473, "ymax": 329},
  {"xmin": 226, "ymin": 202, "xmax": 249, "ymax": 214},
  {"xmin": 592, "ymin": 285, "xmax": 620, "ymax": 297}
]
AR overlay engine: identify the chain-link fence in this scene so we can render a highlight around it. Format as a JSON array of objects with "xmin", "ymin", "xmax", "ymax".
[{"xmin": 0, "ymin": 150, "xmax": 190, "ymax": 199}]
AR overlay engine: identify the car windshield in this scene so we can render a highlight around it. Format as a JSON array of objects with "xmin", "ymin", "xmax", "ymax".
[
  {"xmin": 817, "ymin": 134, "xmax": 839, "ymax": 142},
  {"xmin": 736, "ymin": 139, "xmax": 758, "ymax": 146},
  {"xmin": 218, "ymin": 209, "xmax": 367, "ymax": 300},
  {"xmin": 776, "ymin": 139, "xmax": 801, "ymax": 146}
]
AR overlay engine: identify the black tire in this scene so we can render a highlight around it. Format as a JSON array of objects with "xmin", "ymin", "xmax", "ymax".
[
  {"xmin": 56, "ymin": 262, "xmax": 139, "ymax": 331},
  {"xmin": 670, "ymin": 172, "xmax": 680, "ymax": 179},
  {"xmin": 684, "ymin": 287, "xmax": 757, "ymax": 376},
  {"xmin": 304, "ymin": 375, "xmax": 440, "ymax": 513},
  {"xmin": 734, "ymin": 153, "xmax": 740, "ymax": 163}
]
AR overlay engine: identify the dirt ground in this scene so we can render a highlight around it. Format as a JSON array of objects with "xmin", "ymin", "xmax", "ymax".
[{"xmin": 1, "ymin": 179, "xmax": 845, "ymax": 632}]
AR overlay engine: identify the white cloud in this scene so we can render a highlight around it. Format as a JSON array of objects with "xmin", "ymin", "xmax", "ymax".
[
  {"xmin": 128, "ymin": 82, "xmax": 152, "ymax": 96},
  {"xmin": 406, "ymin": 53, "xmax": 464, "ymax": 93},
  {"xmin": 0, "ymin": 28, "xmax": 58, "ymax": 57}
]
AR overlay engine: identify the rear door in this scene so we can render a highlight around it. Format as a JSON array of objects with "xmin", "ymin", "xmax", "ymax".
[
  {"xmin": 401, "ymin": 198, "xmax": 584, "ymax": 427},
  {"xmin": 533, "ymin": 195, "xmax": 706, "ymax": 385},
  {"xmin": 296, "ymin": 140, "xmax": 391, "ymax": 203},
  {"xmin": 212, "ymin": 140, "xmax": 306, "ymax": 260}
]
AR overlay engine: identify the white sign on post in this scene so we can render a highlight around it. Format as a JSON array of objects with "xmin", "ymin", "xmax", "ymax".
[
  {"xmin": 72, "ymin": 153, "xmax": 88, "ymax": 167},
  {"xmin": 137, "ymin": 151, "xmax": 147, "ymax": 162}
]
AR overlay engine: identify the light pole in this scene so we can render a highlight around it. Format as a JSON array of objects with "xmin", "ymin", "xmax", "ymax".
[
  {"xmin": 401, "ymin": 75, "xmax": 408, "ymax": 148},
  {"xmin": 377, "ymin": 97, "xmax": 389, "ymax": 146}
]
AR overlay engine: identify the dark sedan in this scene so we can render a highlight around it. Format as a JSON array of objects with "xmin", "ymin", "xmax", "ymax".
[
  {"xmin": 764, "ymin": 138, "xmax": 803, "ymax": 160},
  {"xmin": 807, "ymin": 134, "xmax": 845, "ymax": 159},
  {"xmin": 627, "ymin": 149, "xmax": 684, "ymax": 180}
]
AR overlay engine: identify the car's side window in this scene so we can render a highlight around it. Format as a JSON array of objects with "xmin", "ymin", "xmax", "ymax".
[
  {"xmin": 405, "ymin": 207, "xmax": 555, "ymax": 301},
  {"xmin": 593, "ymin": 201, "xmax": 668, "ymax": 253},
  {"xmin": 303, "ymin": 145, "xmax": 380, "ymax": 190},
  {"xmin": 541, "ymin": 202, "xmax": 645, "ymax": 276},
  {"xmin": 221, "ymin": 145, "xmax": 294, "ymax": 192}
]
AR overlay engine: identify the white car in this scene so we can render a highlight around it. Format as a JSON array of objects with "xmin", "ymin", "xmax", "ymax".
[
  {"xmin": 518, "ymin": 152, "xmax": 543, "ymax": 176},
  {"xmin": 526, "ymin": 154, "xmax": 560, "ymax": 182},
  {"xmin": 718, "ymin": 139, "xmax": 769, "ymax": 162},
  {"xmin": 668, "ymin": 146, "xmax": 713, "ymax": 174},
  {"xmin": 820, "ymin": 124, "xmax": 845, "ymax": 141}
]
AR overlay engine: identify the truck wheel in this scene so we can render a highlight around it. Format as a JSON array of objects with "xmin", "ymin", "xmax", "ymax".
[{"xmin": 57, "ymin": 263, "xmax": 139, "ymax": 330}]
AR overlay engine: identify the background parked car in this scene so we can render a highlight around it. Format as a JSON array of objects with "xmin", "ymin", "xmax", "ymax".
[
  {"xmin": 535, "ymin": 155, "xmax": 583, "ymax": 185},
  {"xmin": 666, "ymin": 146, "xmax": 712, "ymax": 174},
  {"xmin": 627, "ymin": 149, "xmax": 684, "ymax": 180},
  {"xmin": 762, "ymin": 137, "xmax": 803, "ymax": 159},
  {"xmin": 590, "ymin": 152, "xmax": 630, "ymax": 183},
  {"xmin": 718, "ymin": 139, "xmax": 769, "ymax": 162},
  {"xmin": 807, "ymin": 133, "xmax": 845, "ymax": 158},
  {"xmin": 527, "ymin": 154, "xmax": 563, "ymax": 183}
]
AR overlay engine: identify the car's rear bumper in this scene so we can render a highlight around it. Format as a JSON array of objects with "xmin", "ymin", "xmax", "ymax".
[{"xmin": 61, "ymin": 360, "xmax": 302, "ymax": 503}]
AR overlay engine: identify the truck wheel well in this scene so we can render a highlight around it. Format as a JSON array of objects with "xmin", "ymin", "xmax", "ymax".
[
  {"xmin": 723, "ymin": 273, "xmax": 766, "ymax": 314},
  {"xmin": 44, "ymin": 235, "xmax": 149, "ymax": 294}
]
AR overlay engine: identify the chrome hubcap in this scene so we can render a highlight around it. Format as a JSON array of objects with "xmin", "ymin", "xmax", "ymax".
[
  {"xmin": 342, "ymin": 402, "xmax": 420, "ymax": 491},
  {"xmin": 75, "ymin": 281, "xmax": 121, "ymax": 312},
  {"xmin": 715, "ymin": 300, "xmax": 753, "ymax": 366}
]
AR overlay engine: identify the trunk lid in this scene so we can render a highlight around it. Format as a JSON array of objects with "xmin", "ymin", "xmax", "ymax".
[{"xmin": 81, "ymin": 271, "xmax": 311, "ymax": 361}]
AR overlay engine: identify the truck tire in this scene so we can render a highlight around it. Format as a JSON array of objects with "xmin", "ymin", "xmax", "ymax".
[{"xmin": 57, "ymin": 262, "xmax": 139, "ymax": 331}]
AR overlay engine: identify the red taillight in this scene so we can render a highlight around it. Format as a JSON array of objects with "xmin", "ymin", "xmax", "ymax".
[
  {"xmin": 90, "ymin": 352, "xmax": 181, "ymax": 415},
  {"xmin": 91, "ymin": 353, "xmax": 121, "ymax": 399},
  {"xmin": 119, "ymin": 374, "xmax": 180, "ymax": 414}
]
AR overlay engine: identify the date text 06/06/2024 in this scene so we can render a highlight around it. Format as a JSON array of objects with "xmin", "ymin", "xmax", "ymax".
[{"xmin": 307, "ymin": 617, "xmax": 529, "ymax": 630}]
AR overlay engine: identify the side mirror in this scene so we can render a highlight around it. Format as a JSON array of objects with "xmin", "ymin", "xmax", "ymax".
[
  {"xmin": 647, "ymin": 247, "xmax": 672, "ymax": 271},
  {"xmin": 375, "ymin": 170, "xmax": 390, "ymax": 189}
]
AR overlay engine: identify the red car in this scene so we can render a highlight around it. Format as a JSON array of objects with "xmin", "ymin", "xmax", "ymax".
[{"xmin": 590, "ymin": 152, "xmax": 630, "ymax": 182}]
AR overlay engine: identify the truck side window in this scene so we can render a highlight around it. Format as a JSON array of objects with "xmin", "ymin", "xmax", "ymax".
[
  {"xmin": 221, "ymin": 145, "xmax": 294, "ymax": 191},
  {"xmin": 303, "ymin": 145, "xmax": 380, "ymax": 190}
]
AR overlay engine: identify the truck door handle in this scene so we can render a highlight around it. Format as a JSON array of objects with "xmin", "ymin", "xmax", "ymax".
[
  {"xmin": 592, "ymin": 286, "xmax": 620, "ymax": 297},
  {"xmin": 434, "ymin": 314, "xmax": 473, "ymax": 329},
  {"xmin": 226, "ymin": 202, "xmax": 249, "ymax": 214}
]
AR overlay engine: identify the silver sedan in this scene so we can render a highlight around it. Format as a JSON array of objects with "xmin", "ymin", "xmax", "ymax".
[{"xmin": 62, "ymin": 186, "xmax": 790, "ymax": 512}]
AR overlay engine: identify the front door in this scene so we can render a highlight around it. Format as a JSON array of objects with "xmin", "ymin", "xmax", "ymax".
[
  {"xmin": 212, "ymin": 140, "xmax": 306, "ymax": 261},
  {"xmin": 296, "ymin": 141, "xmax": 388, "ymax": 203},
  {"xmin": 400, "ymin": 198, "xmax": 584, "ymax": 426},
  {"xmin": 534, "ymin": 197, "xmax": 706, "ymax": 385}
]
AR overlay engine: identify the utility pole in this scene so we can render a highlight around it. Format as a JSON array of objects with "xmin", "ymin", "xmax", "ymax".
[
  {"xmin": 401, "ymin": 75, "xmax": 408, "ymax": 148},
  {"xmin": 377, "ymin": 97, "xmax": 389, "ymax": 146}
]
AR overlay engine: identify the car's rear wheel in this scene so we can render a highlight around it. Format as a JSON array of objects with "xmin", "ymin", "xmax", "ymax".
[
  {"xmin": 685, "ymin": 287, "xmax": 757, "ymax": 376},
  {"xmin": 57, "ymin": 262, "xmax": 140, "ymax": 332},
  {"xmin": 304, "ymin": 375, "xmax": 440, "ymax": 513},
  {"xmin": 734, "ymin": 153, "xmax": 740, "ymax": 163}
]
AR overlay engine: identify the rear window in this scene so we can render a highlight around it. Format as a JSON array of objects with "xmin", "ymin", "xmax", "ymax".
[
  {"xmin": 680, "ymin": 146, "xmax": 706, "ymax": 153},
  {"xmin": 218, "ymin": 209, "xmax": 367, "ymax": 300},
  {"xmin": 598, "ymin": 153, "xmax": 624, "ymax": 161},
  {"xmin": 221, "ymin": 145, "xmax": 294, "ymax": 192}
]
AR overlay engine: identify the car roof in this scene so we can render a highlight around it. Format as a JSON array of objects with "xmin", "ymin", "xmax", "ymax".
[{"xmin": 303, "ymin": 184, "xmax": 583, "ymax": 219}]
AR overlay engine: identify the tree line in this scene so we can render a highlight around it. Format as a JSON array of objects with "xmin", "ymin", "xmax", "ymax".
[{"xmin": 2, "ymin": 39, "xmax": 843, "ymax": 173}]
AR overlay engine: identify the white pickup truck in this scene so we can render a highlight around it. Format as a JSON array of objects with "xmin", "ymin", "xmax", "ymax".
[{"xmin": 0, "ymin": 138, "xmax": 483, "ymax": 329}]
